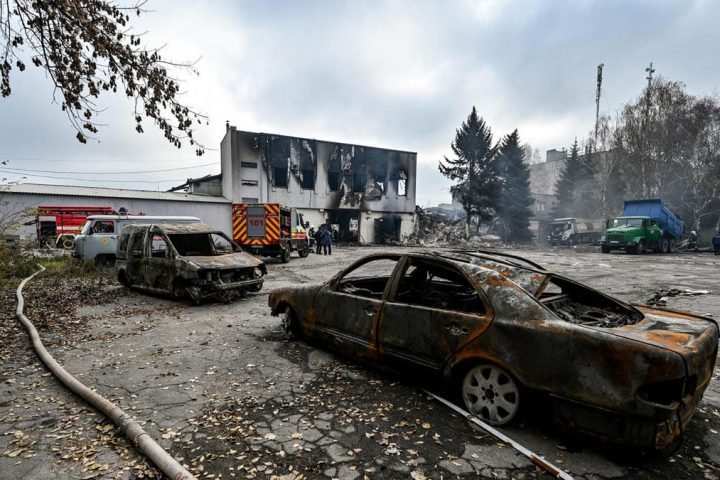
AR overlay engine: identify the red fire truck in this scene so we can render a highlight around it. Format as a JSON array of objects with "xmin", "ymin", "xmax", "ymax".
[
  {"xmin": 36, "ymin": 205, "xmax": 115, "ymax": 248},
  {"xmin": 232, "ymin": 203, "xmax": 310, "ymax": 262}
]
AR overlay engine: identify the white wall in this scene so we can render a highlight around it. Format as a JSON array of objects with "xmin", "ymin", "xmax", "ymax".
[{"xmin": 0, "ymin": 193, "xmax": 232, "ymax": 241}]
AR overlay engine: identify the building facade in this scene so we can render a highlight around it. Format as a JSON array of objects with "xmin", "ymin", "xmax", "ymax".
[
  {"xmin": 1, "ymin": 128, "xmax": 417, "ymax": 245},
  {"xmin": 220, "ymin": 127, "xmax": 417, "ymax": 243}
]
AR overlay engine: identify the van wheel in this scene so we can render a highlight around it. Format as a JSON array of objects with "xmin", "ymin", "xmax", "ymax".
[
  {"xmin": 298, "ymin": 245, "xmax": 309, "ymax": 258},
  {"xmin": 280, "ymin": 246, "xmax": 291, "ymax": 263},
  {"xmin": 601, "ymin": 246, "xmax": 610, "ymax": 254},
  {"xmin": 117, "ymin": 270, "xmax": 129, "ymax": 287}
]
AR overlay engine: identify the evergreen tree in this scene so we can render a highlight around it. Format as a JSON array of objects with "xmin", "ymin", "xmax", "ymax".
[
  {"xmin": 553, "ymin": 139, "xmax": 581, "ymax": 217},
  {"xmin": 439, "ymin": 107, "xmax": 502, "ymax": 230},
  {"xmin": 496, "ymin": 130, "xmax": 533, "ymax": 242}
]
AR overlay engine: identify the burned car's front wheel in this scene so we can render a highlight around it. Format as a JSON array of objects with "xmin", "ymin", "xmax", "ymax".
[
  {"xmin": 281, "ymin": 306, "xmax": 301, "ymax": 339},
  {"xmin": 462, "ymin": 364, "xmax": 520, "ymax": 426}
]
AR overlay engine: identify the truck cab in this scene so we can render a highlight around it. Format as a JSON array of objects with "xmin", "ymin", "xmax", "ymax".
[{"xmin": 600, "ymin": 216, "xmax": 661, "ymax": 254}]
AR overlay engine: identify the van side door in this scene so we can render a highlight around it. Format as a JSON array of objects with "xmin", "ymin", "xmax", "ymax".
[
  {"xmin": 144, "ymin": 232, "xmax": 176, "ymax": 293},
  {"xmin": 126, "ymin": 229, "xmax": 148, "ymax": 286}
]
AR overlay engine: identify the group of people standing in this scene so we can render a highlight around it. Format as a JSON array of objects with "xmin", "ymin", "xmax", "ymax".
[{"xmin": 311, "ymin": 224, "xmax": 334, "ymax": 255}]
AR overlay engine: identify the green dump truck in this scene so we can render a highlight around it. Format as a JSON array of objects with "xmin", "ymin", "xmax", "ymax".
[{"xmin": 599, "ymin": 199, "xmax": 684, "ymax": 254}]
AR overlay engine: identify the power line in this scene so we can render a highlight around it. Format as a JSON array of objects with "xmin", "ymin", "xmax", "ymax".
[
  {"xmin": 0, "ymin": 170, "xmax": 185, "ymax": 184},
  {"xmin": 0, "ymin": 162, "xmax": 218, "ymax": 175}
]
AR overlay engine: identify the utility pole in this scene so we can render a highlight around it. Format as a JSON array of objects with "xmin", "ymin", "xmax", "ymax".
[
  {"xmin": 594, "ymin": 63, "xmax": 604, "ymax": 151},
  {"xmin": 644, "ymin": 61, "xmax": 655, "ymax": 122}
]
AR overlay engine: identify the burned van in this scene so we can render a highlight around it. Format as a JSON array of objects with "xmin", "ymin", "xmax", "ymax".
[{"xmin": 116, "ymin": 223, "xmax": 266, "ymax": 304}]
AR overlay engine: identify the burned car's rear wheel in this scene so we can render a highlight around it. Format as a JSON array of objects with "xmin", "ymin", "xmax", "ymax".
[{"xmin": 462, "ymin": 364, "xmax": 520, "ymax": 426}]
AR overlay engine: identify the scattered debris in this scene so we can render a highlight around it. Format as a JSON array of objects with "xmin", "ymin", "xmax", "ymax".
[
  {"xmin": 645, "ymin": 288, "xmax": 711, "ymax": 306},
  {"xmin": 404, "ymin": 206, "xmax": 502, "ymax": 247}
]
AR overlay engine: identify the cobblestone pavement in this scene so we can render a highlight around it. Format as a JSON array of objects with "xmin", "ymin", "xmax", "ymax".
[{"xmin": 1, "ymin": 246, "xmax": 719, "ymax": 479}]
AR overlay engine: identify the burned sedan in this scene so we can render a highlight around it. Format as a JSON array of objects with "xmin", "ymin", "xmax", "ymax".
[
  {"xmin": 268, "ymin": 251, "xmax": 718, "ymax": 450},
  {"xmin": 116, "ymin": 223, "xmax": 266, "ymax": 304}
]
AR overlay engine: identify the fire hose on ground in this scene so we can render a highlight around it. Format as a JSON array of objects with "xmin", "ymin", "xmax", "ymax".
[{"xmin": 15, "ymin": 266, "xmax": 197, "ymax": 480}]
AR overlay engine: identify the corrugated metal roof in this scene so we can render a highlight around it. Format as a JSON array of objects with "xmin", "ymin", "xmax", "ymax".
[{"xmin": 3, "ymin": 183, "xmax": 231, "ymax": 203}]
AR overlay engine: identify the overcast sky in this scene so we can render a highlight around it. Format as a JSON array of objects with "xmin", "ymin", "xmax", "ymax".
[{"xmin": 1, "ymin": 0, "xmax": 718, "ymax": 206}]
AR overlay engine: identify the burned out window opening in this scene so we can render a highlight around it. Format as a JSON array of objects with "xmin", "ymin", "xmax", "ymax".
[
  {"xmin": 301, "ymin": 169, "xmax": 315, "ymax": 190},
  {"xmin": 241, "ymin": 161, "xmax": 258, "ymax": 169},
  {"xmin": 241, "ymin": 179, "xmax": 259, "ymax": 186},
  {"xmin": 129, "ymin": 230, "xmax": 145, "ymax": 256},
  {"xmin": 257, "ymin": 134, "xmax": 291, "ymax": 188},
  {"xmin": 539, "ymin": 276, "xmax": 643, "ymax": 328},
  {"xmin": 395, "ymin": 260, "xmax": 485, "ymax": 313},
  {"xmin": 168, "ymin": 232, "xmax": 239, "ymax": 257},
  {"xmin": 290, "ymin": 139, "xmax": 317, "ymax": 190},
  {"xmin": 150, "ymin": 234, "xmax": 168, "ymax": 258},
  {"xmin": 211, "ymin": 233, "xmax": 234, "ymax": 254},
  {"xmin": 337, "ymin": 257, "xmax": 400, "ymax": 299},
  {"xmin": 273, "ymin": 166, "xmax": 288, "ymax": 188},
  {"xmin": 397, "ymin": 170, "xmax": 407, "ymax": 196},
  {"xmin": 327, "ymin": 145, "xmax": 347, "ymax": 191}
]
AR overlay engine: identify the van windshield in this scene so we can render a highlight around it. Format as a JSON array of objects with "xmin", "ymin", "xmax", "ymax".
[
  {"xmin": 80, "ymin": 220, "xmax": 92, "ymax": 235},
  {"xmin": 168, "ymin": 233, "xmax": 238, "ymax": 256}
]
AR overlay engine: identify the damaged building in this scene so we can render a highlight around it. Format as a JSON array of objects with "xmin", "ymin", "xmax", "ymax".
[
  {"xmin": 221, "ymin": 126, "xmax": 417, "ymax": 243},
  {"xmin": 0, "ymin": 128, "xmax": 416, "ymax": 246}
]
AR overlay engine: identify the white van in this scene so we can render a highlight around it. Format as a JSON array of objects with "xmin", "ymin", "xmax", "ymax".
[{"xmin": 73, "ymin": 215, "xmax": 202, "ymax": 264}]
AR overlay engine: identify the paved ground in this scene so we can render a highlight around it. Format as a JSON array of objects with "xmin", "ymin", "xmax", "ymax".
[{"xmin": 1, "ymin": 246, "xmax": 719, "ymax": 479}]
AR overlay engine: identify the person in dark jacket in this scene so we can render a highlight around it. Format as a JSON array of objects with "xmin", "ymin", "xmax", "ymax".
[
  {"xmin": 320, "ymin": 224, "xmax": 333, "ymax": 255},
  {"xmin": 713, "ymin": 231, "xmax": 720, "ymax": 255},
  {"xmin": 314, "ymin": 225, "xmax": 323, "ymax": 254}
]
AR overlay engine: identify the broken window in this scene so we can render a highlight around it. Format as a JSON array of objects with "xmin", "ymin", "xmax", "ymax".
[
  {"xmin": 241, "ymin": 161, "xmax": 258, "ymax": 169},
  {"xmin": 168, "ymin": 234, "xmax": 215, "ymax": 256},
  {"xmin": 211, "ymin": 233, "xmax": 234, "ymax": 254},
  {"xmin": 301, "ymin": 169, "xmax": 315, "ymax": 189},
  {"xmin": 391, "ymin": 168, "xmax": 408, "ymax": 196},
  {"xmin": 273, "ymin": 166, "xmax": 288, "ymax": 187},
  {"xmin": 129, "ymin": 230, "xmax": 146, "ymax": 257},
  {"xmin": 327, "ymin": 147, "xmax": 343, "ymax": 191},
  {"xmin": 337, "ymin": 257, "xmax": 400, "ymax": 299},
  {"xmin": 539, "ymin": 276, "xmax": 643, "ymax": 328},
  {"xmin": 150, "ymin": 234, "xmax": 168, "ymax": 258},
  {"xmin": 394, "ymin": 260, "xmax": 484, "ymax": 313},
  {"xmin": 242, "ymin": 179, "xmax": 259, "ymax": 186}
]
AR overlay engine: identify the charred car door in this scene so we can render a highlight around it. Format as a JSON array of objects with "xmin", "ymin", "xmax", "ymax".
[
  {"xmin": 126, "ymin": 228, "xmax": 148, "ymax": 286},
  {"xmin": 143, "ymin": 232, "xmax": 176, "ymax": 293},
  {"xmin": 379, "ymin": 258, "xmax": 492, "ymax": 374},
  {"xmin": 313, "ymin": 255, "xmax": 405, "ymax": 361}
]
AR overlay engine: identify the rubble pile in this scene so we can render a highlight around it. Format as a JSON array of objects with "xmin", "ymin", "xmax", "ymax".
[{"xmin": 404, "ymin": 207, "xmax": 503, "ymax": 247}]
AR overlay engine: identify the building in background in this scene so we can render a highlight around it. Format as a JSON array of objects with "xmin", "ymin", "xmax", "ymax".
[
  {"xmin": 0, "ymin": 127, "xmax": 417, "ymax": 245},
  {"xmin": 220, "ymin": 126, "xmax": 417, "ymax": 244},
  {"xmin": 528, "ymin": 148, "xmax": 566, "ymax": 241}
]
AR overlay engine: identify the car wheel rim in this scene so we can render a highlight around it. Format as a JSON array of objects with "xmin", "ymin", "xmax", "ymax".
[
  {"xmin": 462, "ymin": 365, "xmax": 519, "ymax": 425},
  {"xmin": 282, "ymin": 307, "xmax": 295, "ymax": 337}
]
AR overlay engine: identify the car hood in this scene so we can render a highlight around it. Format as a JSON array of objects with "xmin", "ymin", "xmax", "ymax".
[{"xmin": 185, "ymin": 253, "xmax": 264, "ymax": 270}]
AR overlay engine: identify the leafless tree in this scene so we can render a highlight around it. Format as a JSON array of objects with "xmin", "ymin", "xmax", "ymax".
[{"xmin": 1, "ymin": 0, "xmax": 206, "ymax": 154}]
